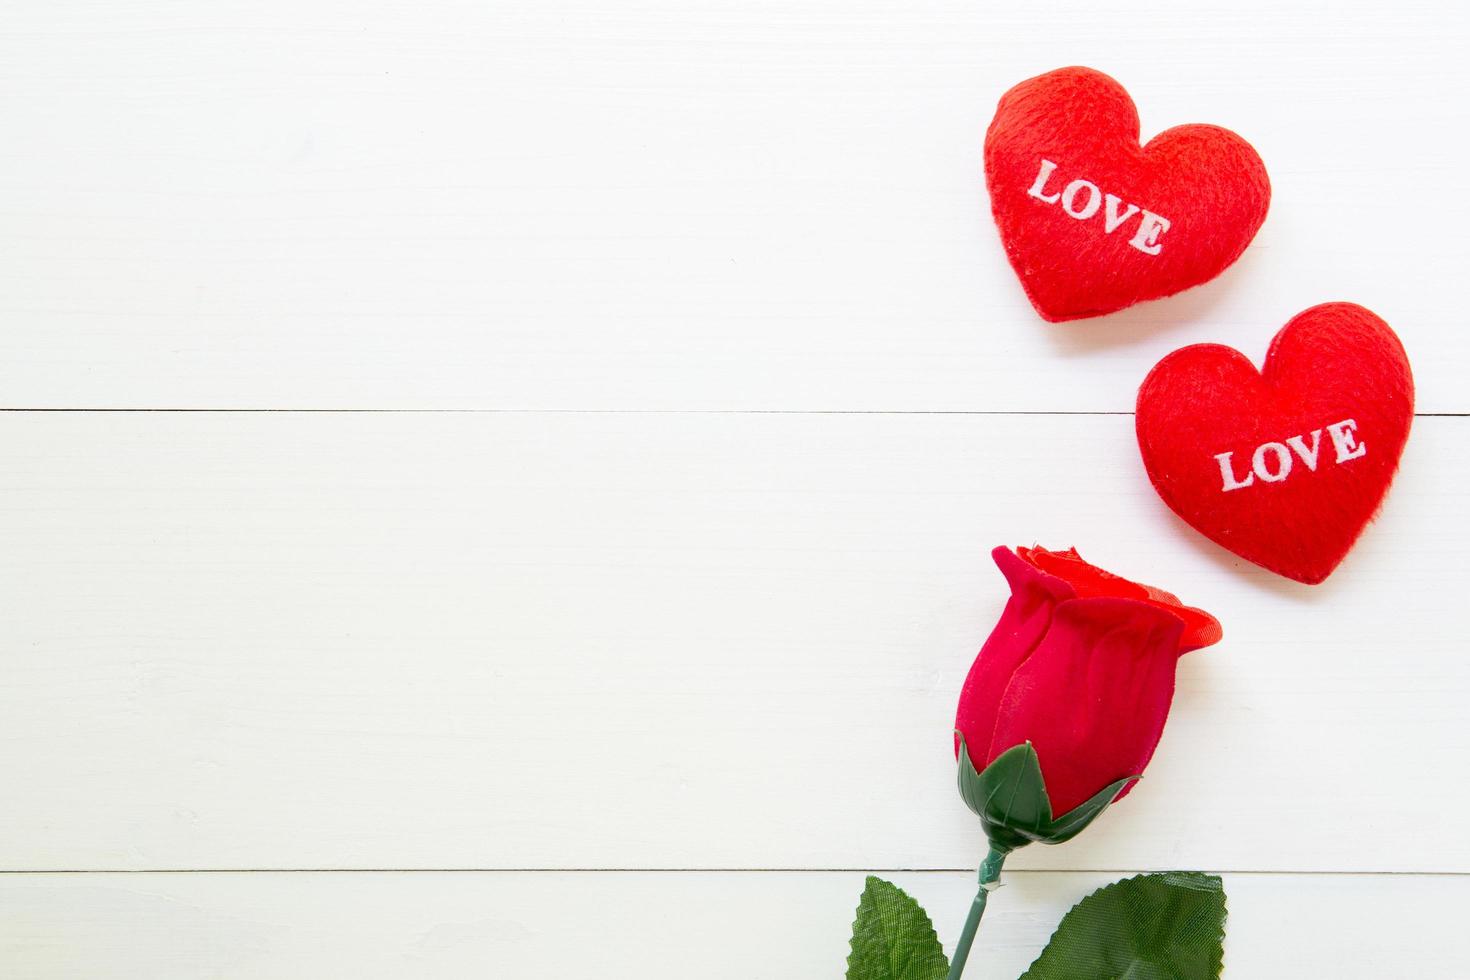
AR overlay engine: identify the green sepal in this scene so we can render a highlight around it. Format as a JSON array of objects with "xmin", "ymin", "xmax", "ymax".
[
  {"xmin": 1041, "ymin": 774, "xmax": 1137, "ymax": 845},
  {"xmin": 956, "ymin": 736, "xmax": 1136, "ymax": 851},
  {"xmin": 1018, "ymin": 872, "xmax": 1227, "ymax": 980}
]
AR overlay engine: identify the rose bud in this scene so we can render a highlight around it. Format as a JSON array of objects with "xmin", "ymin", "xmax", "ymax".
[
  {"xmin": 942, "ymin": 546, "xmax": 1221, "ymax": 979},
  {"xmin": 955, "ymin": 545, "xmax": 1222, "ymax": 849}
]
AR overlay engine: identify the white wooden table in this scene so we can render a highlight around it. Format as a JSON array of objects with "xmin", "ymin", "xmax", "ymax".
[{"xmin": 1, "ymin": 1, "xmax": 1465, "ymax": 976}]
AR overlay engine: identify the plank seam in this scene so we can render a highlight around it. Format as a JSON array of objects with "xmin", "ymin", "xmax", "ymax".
[
  {"xmin": 2, "ymin": 868, "xmax": 1466, "ymax": 877},
  {"xmin": 0, "ymin": 409, "xmax": 1462, "ymax": 417}
]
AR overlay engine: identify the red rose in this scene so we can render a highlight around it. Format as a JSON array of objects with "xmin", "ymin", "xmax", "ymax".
[{"xmin": 955, "ymin": 546, "xmax": 1222, "ymax": 816}]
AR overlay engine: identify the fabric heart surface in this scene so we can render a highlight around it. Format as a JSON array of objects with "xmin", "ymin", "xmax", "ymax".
[
  {"xmin": 1135, "ymin": 303, "xmax": 1413, "ymax": 585},
  {"xmin": 984, "ymin": 66, "xmax": 1271, "ymax": 322}
]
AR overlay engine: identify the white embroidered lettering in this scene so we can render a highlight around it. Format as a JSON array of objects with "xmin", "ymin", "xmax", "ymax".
[
  {"xmin": 1252, "ymin": 442, "xmax": 1292, "ymax": 482},
  {"xmin": 1326, "ymin": 419, "xmax": 1367, "ymax": 462},
  {"xmin": 1286, "ymin": 430, "xmax": 1323, "ymax": 471},
  {"xmin": 1128, "ymin": 210, "xmax": 1171, "ymax": 256},
  {"xmin": 1216, "ymin": 451, "xmax": 1254, "ymax": 492},
  {"xmin": 1061, "ymin": 179, "xmax": 1102, "ymax": 219},
  {"xmin": 1103, "ymin": 194, "xmax": 1141, "ymax": 234},
  {"xmin": 1025, "ymin": 159, "xmax": 1170, "ymax": 254},
  {"xmin": 1027, "ymin": 159, "xmax": 1062, "ymax": 204},
  {"xmin": 1213, "ymin": 419, "xmax": 1367, "ymax": 492}
]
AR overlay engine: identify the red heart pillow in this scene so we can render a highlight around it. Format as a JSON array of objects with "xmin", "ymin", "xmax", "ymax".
[
  {"xmin": 985, "ymin": 67, "xmax": 1271, "ymax": 322},
  {"xmin": 1135, "ymin": 303, "xmax": 1413, "ymax": 584}
]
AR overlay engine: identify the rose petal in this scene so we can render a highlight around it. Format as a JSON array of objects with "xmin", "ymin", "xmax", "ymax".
[
  {"xmin": 984, "ymin": 596, "xmax": 1187, "ymax": 814},
  {"xmin": 1017, "ymin": 546, "xmax": 1222, "ymax": 653},
  {"xmin": 955, "ymin": 547, "xmax": 1075, "ymax": 769}
]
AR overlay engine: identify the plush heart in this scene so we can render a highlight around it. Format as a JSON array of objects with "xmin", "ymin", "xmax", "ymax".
[
  {"xmin": 1135, "ymin": 303, "xmax": 1413, "ymax": 584},
  {"xmin": 984, "ymin": 67, "xmax": 1271, "ymax": 322}
]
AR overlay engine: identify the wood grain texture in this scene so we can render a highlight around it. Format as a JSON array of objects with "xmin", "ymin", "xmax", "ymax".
[
  {"xmin": 0, "ymin": 0, "xmax": 1465, "ymax": 411},
  {"xmin": 1, "ymin": 870, "xmax": 1460, "ymax": 978},
  {"xmin": 0, "ymin": 411, "xmax": 1461, "ymax": 872}
]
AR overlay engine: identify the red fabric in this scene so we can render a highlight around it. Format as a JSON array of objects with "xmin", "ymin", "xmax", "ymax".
[
  {"xmin": 984, "ymin": 66, "xmax": 1270, "ymax": 322},
  {"xmin": 1136, "ymin": 302, "xmax": 1414, "ymax": 585},
  {"xmin": 1014, "ymin": 546, "xmax": 1221, "ymax": 652},
  {"xmin": 955, "ymin": 546, "xmax": 1221, "ymax": 815}
]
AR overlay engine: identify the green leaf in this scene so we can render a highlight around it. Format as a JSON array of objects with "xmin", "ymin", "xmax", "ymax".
[
  {"xmin": 956, "ymin": 737, "xmax": 1136, "ymax": 851},
  {"xmin": 845, "ymin": 876, "xmax": 950, "ymax": 980},
  {"xmin": 1018, "ymin": 872, "xmax": 1227, "ymax": 980}
]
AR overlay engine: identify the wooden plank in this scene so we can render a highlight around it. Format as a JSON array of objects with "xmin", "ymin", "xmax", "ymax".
[
  {"xmin": 0, "ymin": 0, "xmax": 1465, "ymax": 410},
  {"xmin": 0, "ymin": 870, "xmax": 1459, "ymax": 977},
  {"xmin": 0, "ymin": 411, "xmax": 1461, "ymax": 872}
]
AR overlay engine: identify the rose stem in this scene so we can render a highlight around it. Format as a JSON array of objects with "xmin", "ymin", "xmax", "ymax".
[{"xmin": 945, "ymin": 846, "xmax": 1008, "ymax": 980}]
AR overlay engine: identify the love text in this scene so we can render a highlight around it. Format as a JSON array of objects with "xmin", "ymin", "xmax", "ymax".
[
  {"xmin": 1026, "ymin": 158, "xmax": 1171, "ymax": 255},
  {"xmin": 1214, "ymin": 419, "xmax": 1366, "ymax": 492}
]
